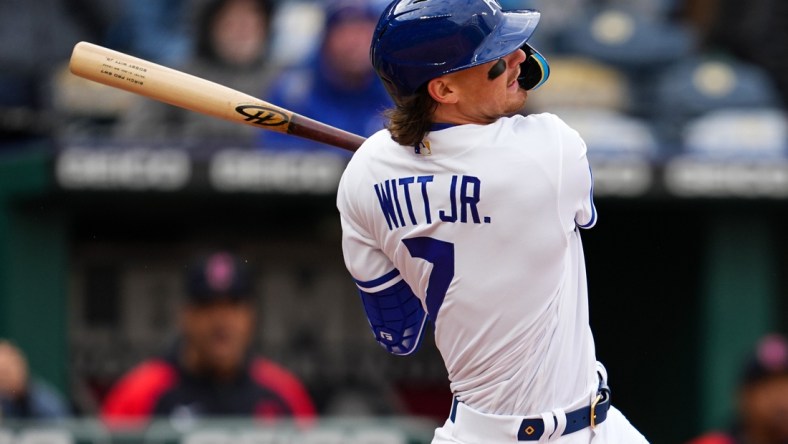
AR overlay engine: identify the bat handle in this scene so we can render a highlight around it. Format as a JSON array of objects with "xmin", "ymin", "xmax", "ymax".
[{"xmin": 289, "ymin": 115, "xmax": 367, "ymax": 152}]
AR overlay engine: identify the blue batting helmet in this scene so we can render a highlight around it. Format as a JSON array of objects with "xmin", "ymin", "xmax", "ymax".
[{"xmin": 370, "ymin": 0, "xmax": 550, "ymax": 98}]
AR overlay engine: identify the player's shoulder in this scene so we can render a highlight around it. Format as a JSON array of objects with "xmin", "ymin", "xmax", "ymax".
[
  {"xmin": 353, "ymin": 128, "xmax": 398, "ymax": 157},
  {"xmin": 337, "ymin": 129, "xmax": 398, "ymax": 216},
  {"xmin": 341, "ymin": 129, "xmax": 397, "ymax": 181},
  {"xmin": 506, "ymin": 112, "xmax": 575, "ymax": 134},
  {"xmin": 508, "ymin": 113, "xmax": 585, "ymax": 150}
]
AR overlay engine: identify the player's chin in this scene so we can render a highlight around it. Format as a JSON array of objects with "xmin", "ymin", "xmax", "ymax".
[{"xmin": 505, "ymin": 90, "xmax": 528, "ymax": 114}]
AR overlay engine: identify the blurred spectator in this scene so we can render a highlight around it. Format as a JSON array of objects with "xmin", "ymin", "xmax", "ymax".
[
  {"xmin": 108, "ymin": 0, "xmax": 194, "ymax": 66},
  {"xmin": 267, "ymin": 2, "xmax": 326, "ymax": 67},
  {"xmin": 0, "ymin": 341, "xmax": 70, "ymax": 419},
  {"xmin": 101, "ymin": 251, "xmax": 315, "ymax": 427},
  {"xmin": 688, "ymin": 334, "xmax": 788, "ymax": 444},
  {"xmin": 63, "ymin": 0, "xmax": 119, "ymax": 46},
  {"xmin": 257, "ymin": 0, "xmax": 391, "ymax": 152},
  {"xmin": 114, "ymin": 0, "xmax": 277, "ymax": 145}
]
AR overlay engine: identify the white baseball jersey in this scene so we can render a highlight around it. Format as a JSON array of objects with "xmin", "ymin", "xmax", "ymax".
[{"xmin": 337, "ymin": 112, "xmax": 598, "ymax": 416}]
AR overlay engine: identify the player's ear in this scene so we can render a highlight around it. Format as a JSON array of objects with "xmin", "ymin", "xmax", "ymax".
[{"xmin": 427, "ymin": 77, "xmax": 458, "ymax": 104}]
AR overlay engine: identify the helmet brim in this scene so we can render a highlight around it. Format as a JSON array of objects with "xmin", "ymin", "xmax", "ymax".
[{"xmin": 445, "ymin": 9, "xmax": 541, "ymax": 76}]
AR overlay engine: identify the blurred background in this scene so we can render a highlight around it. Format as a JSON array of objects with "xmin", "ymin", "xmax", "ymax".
[{"xmin": 0, "ymin": 0, "xmax": 787, "ymax": 443}]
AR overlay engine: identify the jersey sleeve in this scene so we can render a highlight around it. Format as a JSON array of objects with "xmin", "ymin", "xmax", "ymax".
[
  {"xmin": 340, "ymin": 213, "xmax": 403, "ymax": 291},
  {"xmin": 336, "ymin": 163, "xmax": 429, "ymax": 356},
  {"xmin": 337, "ymin": 166, "xmax": 402, "ymax": 292},
  {"xmin": 555, "ymin": 116, "xmax": 597, "ymax": 230}
]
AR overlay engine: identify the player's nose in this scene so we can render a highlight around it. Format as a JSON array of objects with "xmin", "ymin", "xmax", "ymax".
[{"xmin": 506, "ymin": 49, "xmax": 527, "ymax": 68}]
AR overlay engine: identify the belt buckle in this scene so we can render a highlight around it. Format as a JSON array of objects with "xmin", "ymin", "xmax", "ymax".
[{"xmin": 590, "ymin": 393, "xmax": 603, "ymax": 429}]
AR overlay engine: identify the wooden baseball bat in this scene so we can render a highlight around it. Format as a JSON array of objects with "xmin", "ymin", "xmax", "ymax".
[{"xmin": 69, "ymin": 41, "xmax": 366, "ymax": 152}]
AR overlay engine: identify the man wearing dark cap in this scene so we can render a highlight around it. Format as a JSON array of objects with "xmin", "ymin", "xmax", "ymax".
[
  {"xmin": 101, "ymin": 252, "xmax": 315, "ymax": 427},
  {"xmin": 689, "ymin": 334, "xmax": 788, "ymax": 444}
]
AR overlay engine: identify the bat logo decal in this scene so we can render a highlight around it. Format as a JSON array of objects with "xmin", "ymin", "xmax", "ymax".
[{"xmin": 235, "ymin": 105, "xmax": 290, "ymax": 126}]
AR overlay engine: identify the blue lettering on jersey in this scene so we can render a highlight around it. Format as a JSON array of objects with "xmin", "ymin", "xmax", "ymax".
[
  {"xmin": 374, "ymin": 180, "xmax": 401, "ymax": 230},
  {"xmin": 398, "ymin": 177, "xmax": 418, "ymax": 225},
  {"xmin": 439, "ymin": 175, "xmax": 458, "ymax": 223},
  {"xmin": 374, "ymin": 175, "xmax": 491, "ymax": 231},
  {"xmin": 417, "ymin": 176, "xmax": 434, "ymax": 224},
  {"xmin": 460, "ymin": 175, "xmax": 481, "ymax": 224}
]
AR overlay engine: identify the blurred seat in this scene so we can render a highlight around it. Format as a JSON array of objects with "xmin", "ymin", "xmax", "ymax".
[
  {"xmin": 51, "ymin": 65, "xmax": 136, "ymax": 118},
  {"xmin": 604, "ymin": 0, "xmax": 678, "ymax": 20},
  {"xmin": 50, "ymin": 64, "xmax": 136, "ymax": 139},
  {"xmin": 527, "ymin": 56, "xmax": 630, "ymax": 112},
  {"xmin": 183, "ymin": 431, "xmax": 233, "ymax": 444},
  {"xmin": 354, "ymin": 430, "xmax": 406, "ymax": 444},
  {"xmin": 503, "ymin": 0, "xmax": 588, "ymax": 53},
  {"xmin": 656, "ymin": 56, "xmax": 780, "ymax": 115},
  {"xmin": 654, "ymin": 55, "xmax": 782, "ymax": 145},
  {"xmin": 550, "ymin": 107, "xmax": 659, "ymax": 157},
  {"xmin": 237, "ymin": 431, "xmax": 287, "ymax": 444},
  {"xmin": 268, "ymin": 2, "xmax": 326, "ymax": 67},
  {"xmin": 561, "ymin": 6, "xmax": 694, "ymax": 69},
  {"xmin": 16, "ymin": 430, "xmax": 73, "ymax": 444},
  {"xmin": 525, "ymin": 53, "xmax": 659, "ymax": 157},
  {"xmin": 298, "ymin": 431, "xmax": 345, "ymax": 444},
  {"xmin": 683, "ymin": 108, "xmax": 788, "ymax": 156}
]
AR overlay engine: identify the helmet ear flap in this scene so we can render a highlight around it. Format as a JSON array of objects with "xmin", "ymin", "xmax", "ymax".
[{"xmin": 517, "ymin": 44, "xmax": 550, "ymax": 90}]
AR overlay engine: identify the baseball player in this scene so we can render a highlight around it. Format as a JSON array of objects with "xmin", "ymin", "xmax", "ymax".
[{"xmin": 336, "ymin": 0, "xmax": 649, "ymax": 443}]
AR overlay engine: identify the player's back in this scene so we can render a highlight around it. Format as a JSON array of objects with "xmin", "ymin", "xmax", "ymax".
[{"xmin": 337, "ymin": 113, "xmax": 598, "ymax": 416}]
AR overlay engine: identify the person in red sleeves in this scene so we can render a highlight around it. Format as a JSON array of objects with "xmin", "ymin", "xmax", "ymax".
[
  {"xmin": 688, "ymin": 334, "xmax": 788, "ymax": 444},
  {"xmin": 101, "ymin": 251, "xmax": 315, "ymax": 427}
]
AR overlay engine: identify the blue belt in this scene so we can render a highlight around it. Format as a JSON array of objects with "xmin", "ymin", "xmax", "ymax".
[{"xmin": 449, "ymin": 381, "xmax": 611, "ymax": 441}]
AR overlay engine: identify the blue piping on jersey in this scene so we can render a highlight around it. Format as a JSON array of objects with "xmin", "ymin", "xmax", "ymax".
[
  {"xmin": 576, "ymin": 166, "xmax": 597, "ymax": 229},
  {"xmin": 353, "ymin": 269, "xmax": 401, "ymax": 289},
  {"xmin": 397, "ymin": 314, "xmax": 429, "ymax": 356}
]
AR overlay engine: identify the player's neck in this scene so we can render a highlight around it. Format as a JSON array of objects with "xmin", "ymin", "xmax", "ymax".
[{"xmin": 432, "ymin": 103, "xmax": 497, "ymax": 126}]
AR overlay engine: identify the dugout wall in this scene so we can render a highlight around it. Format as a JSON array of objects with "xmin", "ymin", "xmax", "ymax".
[{"xmin": 0, "ymin": 147, "xmax": 784, "ymax": 442}]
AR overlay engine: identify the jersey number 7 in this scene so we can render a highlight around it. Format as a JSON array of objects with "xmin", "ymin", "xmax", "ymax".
[{"xmin": 402, "ymin": 237, "xmax": 455, "ymax": 321}]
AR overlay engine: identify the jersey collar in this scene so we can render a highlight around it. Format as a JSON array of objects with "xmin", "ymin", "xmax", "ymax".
[{"xmin": 430, "ymin": 122, "xmax": 461, "ymax": 132}]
